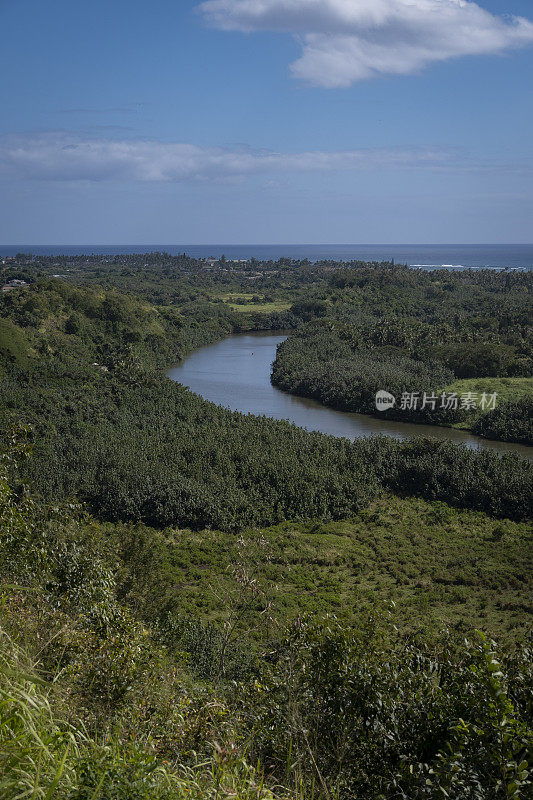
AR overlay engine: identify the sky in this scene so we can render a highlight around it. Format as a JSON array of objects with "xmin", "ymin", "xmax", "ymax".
[{"xmin": 0, "ymin": 0, "xmax": 532, "ymax": 245}]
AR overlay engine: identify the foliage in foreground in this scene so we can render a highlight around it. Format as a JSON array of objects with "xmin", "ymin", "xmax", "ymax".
[
  {"xmin": 0, "ymin": 436, "xmax": 287, "ymax": 799},
  {"xmin": 1, "ymin": 615, "xmax": 531, "ymax": 800},
  {"xmin": 243, "ymin": 618, "xmax": 532, "ymax": 800},
  {"xmin": 0, "ymin": 630, "xmax": 286, "ymax": 800},
  {"xmin": 1, "ymin": 433, "xmax": 532, "ymax": 799}
]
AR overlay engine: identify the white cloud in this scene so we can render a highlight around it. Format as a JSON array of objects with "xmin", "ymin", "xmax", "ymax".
[
  {"xmin": 0, "ymin": 133, "xmax": 455, "ymax": 182},
  {"xmin": 198, "ymin": 0, "xmax": 533, "ymax": 86}
]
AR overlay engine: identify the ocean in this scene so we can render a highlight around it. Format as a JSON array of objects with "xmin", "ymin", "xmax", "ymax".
[{"xmin": 1, "ymin": 244, "xmax": 532, "ymax": 269}]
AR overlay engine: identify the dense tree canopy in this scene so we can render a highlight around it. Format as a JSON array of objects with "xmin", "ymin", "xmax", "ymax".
[
  {"xmin": 0, "ymin": 280, "xmax": 530, "ymax": 526},
  {"xmin": 272, "ymin": 266, "xmax": 532, "ymax": 440}
]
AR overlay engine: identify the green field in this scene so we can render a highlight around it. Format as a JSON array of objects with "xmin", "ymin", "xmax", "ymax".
[
  {"xmin": 116, "ymin": 494, "xmax": 532, "ymax": 646},
  {"xmin": 443, "ymin": 377, "xmax": 533, "ymax": 431},
  {"xmin": 216, "ymin": 292, "xmax": 292, "ymax": 313},
  {"xmin": 446, "ymin": 376, "xmax": 533, "ymax": 405}
]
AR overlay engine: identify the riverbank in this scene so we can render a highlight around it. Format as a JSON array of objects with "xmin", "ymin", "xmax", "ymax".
[{"xmin": 168, "ymin": 332, "xmax": 532, "ymax": 459}]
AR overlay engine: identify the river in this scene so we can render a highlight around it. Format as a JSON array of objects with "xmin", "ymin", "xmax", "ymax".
[{"xmin": 167, "ymin": 332, "xmax": 532, "ymax": 460}]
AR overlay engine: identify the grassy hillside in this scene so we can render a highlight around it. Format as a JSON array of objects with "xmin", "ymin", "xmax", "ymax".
[
  {"xmin": 0, "ymin": 318, "xmax": 35, "ymax": 370},
  {"xmin": 214, "ymin": 292, "xmax": 292, "ymax": 313},
  {"xmin": 1, "ymin": 452, "xmax": 531, "ymax": 800},
  {"xmin": 112, "ymin": 494, "xmax": 532, "ymax": 649},
  {"xmin": 446, "ymin": 377, "xmax": 533, "ymax": 405}
]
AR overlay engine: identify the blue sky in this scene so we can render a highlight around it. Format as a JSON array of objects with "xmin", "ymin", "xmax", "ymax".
[{"xmin": 0, "ymin": 0, "xmax": 532, "ymax": 244}]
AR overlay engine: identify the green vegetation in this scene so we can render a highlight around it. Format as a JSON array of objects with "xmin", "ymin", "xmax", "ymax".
[
  {"xmin": 272, "ymin": 266, "xmax": 533, "ymax": 442},
  {"xmin": 0, "ymin": 449, "xmax": 288, "ymax": 800},
  {"xmin": 0, "ymin": 318, "xmax": 34, "ymax": 370},
  {"xmin": 2, "ymin": 250, "xmax": 320, "ymax": 325},
  {"xmin": 242, "ymin": 620, "xmax": 532, "ymax": 800},
  {"xmin": 1, "ymin": 442, "xmax": 531, "ymax": 800},
  {"xmin": 446, "ymin": 377, "xmax": 533, "ymax": 405},
  {"xmin": 0, "ymin": 257, "xmax": 532, "ymax": 799},
  {"xmin": 272, "ymin": 324, "xmax": 459, "ymax": 423},
  {"xmin": 114, "ymin": 494, "xmax": 532, "ymax": 646},
  {"xmin": 472, "ymin": 397, "xmax": 533, "ymax": 445},
  {"xmin": 1, "ymin": 280, "xmax": 529, "ymax": 529},
  {"xmin": 444, "ymin": 379, "xmax": 533, "ymax": 440},
  {"xmin": 215, "ymin": 293, "xmax": 292, "ymax": 313}
]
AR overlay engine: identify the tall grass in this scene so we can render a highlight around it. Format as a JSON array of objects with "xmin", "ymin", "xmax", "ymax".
[
  {"xmin": 0, "ymin": 629, "xmax": 81, "ymax": 798},
  {"xmin": 0, "ymin": 628, "xmax": 294, "ymax": 800}
]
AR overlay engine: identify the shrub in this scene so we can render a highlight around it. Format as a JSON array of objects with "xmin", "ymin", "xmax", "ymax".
[{"xmin": 243, "ymin": 617, "xmax": 533, "ymax": 800}]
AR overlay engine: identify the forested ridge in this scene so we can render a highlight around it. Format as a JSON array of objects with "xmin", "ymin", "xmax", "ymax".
[{"xmin": 0, "ymin": 261, "xmax": 531, "ymax": 799}]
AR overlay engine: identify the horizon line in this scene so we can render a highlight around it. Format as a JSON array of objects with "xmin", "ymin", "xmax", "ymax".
[{"xmin": 2, "ymin": 243, "xmax": 533, "ymax": 248}]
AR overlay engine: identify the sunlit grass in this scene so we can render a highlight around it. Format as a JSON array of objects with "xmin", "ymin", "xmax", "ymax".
[
  {"xmin": 0, "ymin": 628, "xmax": 294, "ymax": 800},
  {"xmin": 113, "ymin": 494, "xmax": 532, "ymax": 646},
  {"xmin": 227, "ymin": 302, "xmax": 291, "ymax": 313},
  {"xmin": 212, "ymin": 293, "xmax": 292, "ymax": 313},
  {"xmin": 446, "ymin": 376, "xmax": 533, "ymax": 404}
]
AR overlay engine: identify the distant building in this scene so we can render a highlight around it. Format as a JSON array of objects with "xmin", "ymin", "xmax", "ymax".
[{"xmin": 1, "ymin": 279, "xmax": 29, "ymax": 292}]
